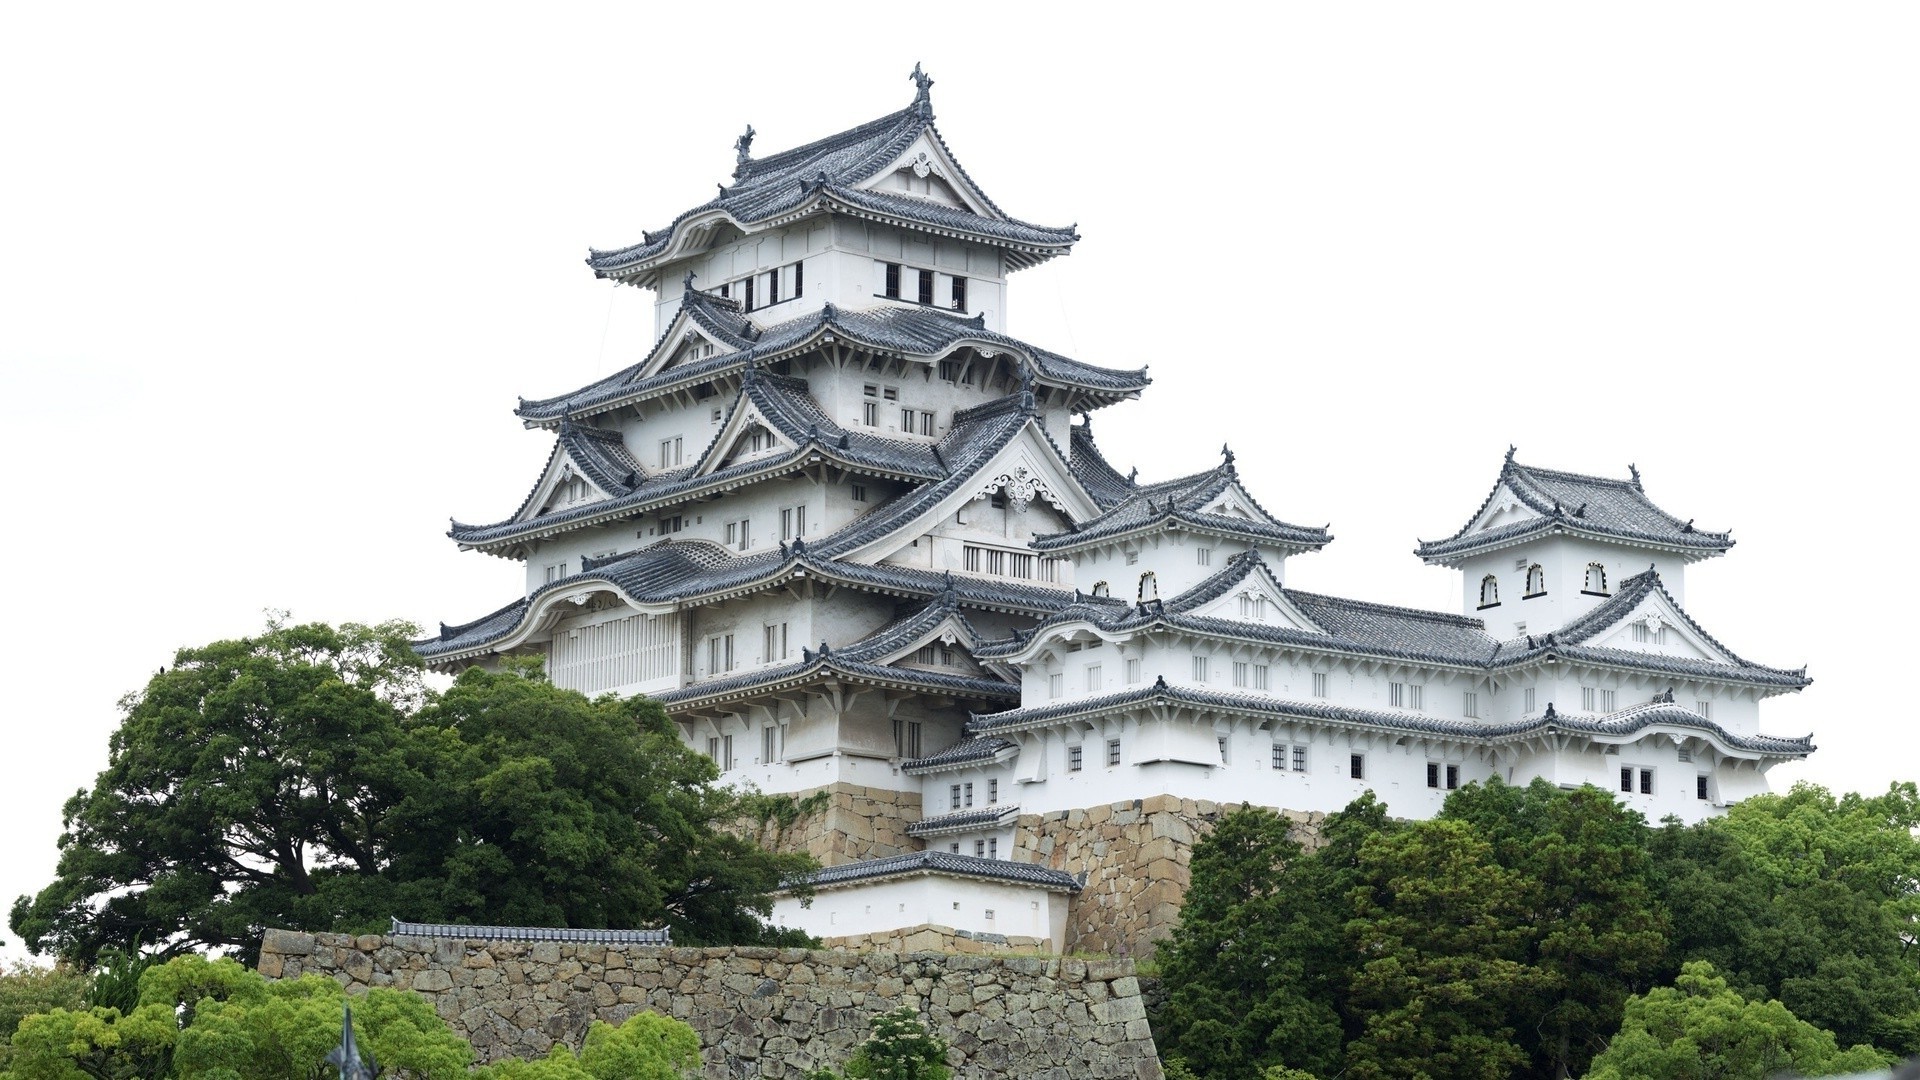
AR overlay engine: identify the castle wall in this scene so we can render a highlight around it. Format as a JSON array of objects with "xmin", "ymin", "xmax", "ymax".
[
  {"xmin": 1014, "ymin": 795, "xmax": 1326, "ymax": 960},
  {"xmin": 736, "ymin": 782, "xmax": 922, "ymax": 866},
  {"xmin": 258, "ymin": 930, "xmax": 1163, "ymax": 1079}
]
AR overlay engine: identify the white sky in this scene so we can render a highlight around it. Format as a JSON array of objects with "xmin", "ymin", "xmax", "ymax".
[{"xmin": 3, "ymin": 4, "xmax": 1915, "ymax": 960}]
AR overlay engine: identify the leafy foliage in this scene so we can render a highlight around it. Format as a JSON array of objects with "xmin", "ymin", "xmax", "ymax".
[
  {"xmin": 1160, "ymin": 779, "xmax": 1920, "ymax": 1080},
  {"xmin": 809, "ymin": 1007, "xmax": 950, "ymax": 1080},
  {"xmin": 1439, "ymin": 780, "xmax": 1670, "ymax": 1077},
  {"xmin": 1343, "ymin": 819, "xmax": 1544, "ymax": 1080},
  {"xmin": 9, "ymin": 621, "xmax": 816, "ymax": 965},
  {"xmin": 469, "ymin": 1011, "xmax": 701, "ymax": 1079},
  {"xmin": 0, "ymin": 963, "xmax": 88, "ymax": 1071},
  {"xmin": 1153, "ymin": 804, "xmax": 1354, "ymax": 1079},
  {"xmin": 1584, "ymin": 961, "xmax": 1891, "ymax": 1080},
  {"xmin": 4, "ymin": 954, "xmax": 472, "ymax": 1080},
  {"xmin": 1652, "ymin": 782, "xmax": 1920, "ymax": 1054}
]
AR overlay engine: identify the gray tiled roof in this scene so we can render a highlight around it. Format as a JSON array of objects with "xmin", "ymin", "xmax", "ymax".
[
  {"xmin": 651, "ymin": 593, "xmax": 1016, "ymax": 707},
  {"xmin": 1418, "ymin": 451, "xmax": 1734, "ymax": 562},
  {"xmin": 1066, "ymin": 423, "xmax": 1139, "ymax": 510},
  {"xmin": 971, "ymin": 553, "xmax": 1809, "ymax": 690},
  {"xmin": 514, "ymin": 293, "xmax": 1148, "ymax": 426},
  {"xmin": 902, "ymin": 736, "xmax": 1019, "ymax": 774},
  {"xmin": 791, "ymin": 850, "xmax": 1081, "ymax": 893},
  {"xmin": 418, "ymin": 539, "xmax": 1076, "ymax": 660},
  {"xmin": 457, "ymin": 371, "xmax": 1044, "ymax": 550},
  {"xmin": 1032, "ymin": 452, "xmax": 1330, "ymax": 553},
  {"xmin": 904, "ymin": 805, "xmax": 1020, "ymax": 837},
  {"xmin": 967, "ymin": 680, "xmax": 1811, "ymax": 758},
  {"xmin": 585, "ymin": 99, "xmax": 1076, "ymax": 282},
  {"xmin": 388, "ymin": 918, "xmax": 670, "ymax": 946}
]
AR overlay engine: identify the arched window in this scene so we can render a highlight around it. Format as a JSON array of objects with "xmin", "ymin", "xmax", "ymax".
[
  {"xmin": 1583, "ymin": 563, "xmax": 1609, "ymax": 595},
  {"xmin": 1525, "ymin": 564, "xmax": 1546, "ymax": 597},
  {"xmin": 1478, "ymin": 575, "xmax": 1500, "ymax": 608}
]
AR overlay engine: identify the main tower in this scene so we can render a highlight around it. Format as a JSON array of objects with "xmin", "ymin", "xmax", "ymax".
[{"xmin": 419, "ymin": 70, "xmax": 1812, "ymax": 958}]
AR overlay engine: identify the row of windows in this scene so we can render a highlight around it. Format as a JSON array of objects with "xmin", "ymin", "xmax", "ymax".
[
  {"xmin": 1619, "ymin": 767, "xmax": 1714, "ymax": 801},
  {"xmin": 716, "ymin": 261, "xmax": 804, "ymax": 313},
  {"xmin": 880, "ymin": 262, "xmax": 967, "ymax": 310},
  {"xmin": 1479, "ymin": 563, "xmax": 1613, "ymax": 608},
  {"xmin": 947, "ymin": 778, "xmax": 1002, "ymax": 809},
  {"xmin": 701, "ymin": 622, "xmax": 791, "ymax": 674},
  {"xmin": 964, "ymin": 545, "xmax": 1064, "ymax": 582},
  {"xmin": 947, "ymin": 838, "xmax": 1000, "ymax": 859}
]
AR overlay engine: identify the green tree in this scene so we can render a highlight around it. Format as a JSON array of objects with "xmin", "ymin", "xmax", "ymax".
[
  {"xmin": 386, "ymin": 665, "xmax": 815, "ymax": 946},
  {"xmin": 9, "ymin": 621, "xmax": 424, "ymax": 964},
  {"xmin": 4, "ymin": 954, "xmax": 473, "ymax": 1080},
  {"xmin": 1653, "ymin": 782, "xmax": 1920, "ymax": 1055},
  {"xmin": 0, "ymin": 963, "xmax": 88, "ymax": 1071},
  {"xmin": 1343, "ymin": 819, "xmax": 1546, "ymax": 1080},
  {"xmin": 1153, "ymin": 806, "xmax": 1345, "ymax": 1080},
  {"xmin": 1583, "ymin": 961, "xmax": 1890, "ymax": 1080},
  {"xmin": 1440, "ymin": 780, "xmax": 1670, "ymax": 1078},
  {"xmin": 11, "ymin": 621, "xmax": 815, "ymax": 966}
]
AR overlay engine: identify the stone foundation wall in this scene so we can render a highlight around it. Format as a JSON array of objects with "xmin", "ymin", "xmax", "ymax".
[
  {"xmin": 260, "ymin": 930, "xmax": 1162, "ymax": 1079},
  {"xmin": 1017, "ymin": 797, "xmax": 1327, "ymax": 959},
  {"xmin": 739, "ymin": 783, "xmax": 922, "ymax": 867},
  {"xmin": 819, "ymin": 923, "xmax": 1051, "ymax": 956}
]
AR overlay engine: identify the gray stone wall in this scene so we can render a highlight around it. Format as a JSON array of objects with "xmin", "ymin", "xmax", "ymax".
[{"xmin": 259, "ymin": 930, "xmax": 1163, "ymax": 1080}]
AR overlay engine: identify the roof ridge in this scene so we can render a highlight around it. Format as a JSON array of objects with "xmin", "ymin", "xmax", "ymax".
[{"xmin": 1285, "ymin": 587, "xmax": 1489, "ymax": 628}]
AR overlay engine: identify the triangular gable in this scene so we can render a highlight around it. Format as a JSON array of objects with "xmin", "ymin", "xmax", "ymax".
[
  {"xmin": 1467, "ymin": 482, "xmax": 1544, "ymax": 535},
  {"xmin": 855, "ymin": 423, "xmax": 1102, "ymax": 565},
  {"xmin": 860, "ymin": 133, "xmax": 997, "ymax": 217},
  {"xmin": 693, "ymin": 396, "xmax": 798, "ymax": 478},
  {"xmin": 1188, "ymin": 571, "xmax": 1321, "ymax": 632},
  {"xmin": 1200, "ymin": 481, "xmax": 1279, "ymax": 525},
  {"xmin": 880, "ymin": 614, "xmax": 990, "ymax": 677},
  {"xmin": 519, "ymin": 445, "xmax": 615, "ymax": 524},
  {"xmin": 1588, "ymin": 589, "xmax": 1739, "ymax": 665},
  {"xmin": 633, "ymin": 306, "xmax": 739, "ymax": 383}
]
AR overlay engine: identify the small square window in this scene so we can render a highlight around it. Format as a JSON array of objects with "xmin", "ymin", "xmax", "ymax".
[
  {"xmin": 1068, "ymin": 745, "xmax": 1083, "ymax": 772},
  {"xmin": 1125, "ymin": 658, "xmax": 1141, "ymax": 683},
  {"xmin": 851, "ymin": 485, "xmax": 867, "ymax": 502},
  {"xmin": 1446, "ymin": 765, "xmax": 1460, "ymax": 789},
  {"xmin": 1696, "ymin": 774, "xmax": 1710, "ymax": 801},
  {"xmin": 1048, "ymin": 673, "xmax": 1063, "ymax": 698},
  {"xmin": 1272, "ymin": 743, "xmax": 1287, "ymax": 769},
  {"xmin": 1350, "ymin": 753, "xmax": 1366, "ymax": 780},
  {"xmin": 1192, "ymin": 656, "xmax": 1209, "ymax": 682},
  {"xmin": 1292, "ymin": 745, "xmax": 1308, "ymax": 772},
  {"xmin": 1426, "ymin": 761, "xmax": 1441, "ymax": 788},
  {"xmin": 1312, "ymin": 672, "xmax": 1328, "ymax": 698},
  {"xmin": 1106, "ymin": 739, "xmax": 1122, "ymax": 767}
]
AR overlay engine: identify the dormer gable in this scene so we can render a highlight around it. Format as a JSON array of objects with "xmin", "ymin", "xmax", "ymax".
[
  {"xmin": 1590, "ymin": 596, "xmax": 1733, "ymax": 666},
  {"xmin": 520, "ymin": 450, "xmax": 613, "ymax": 524},
  {"xmin": 861, "ymin": 134, "xmax": 992, "ymax": 215},
  {"xmin": 1183, "ymin": 558, "xmax": 1322, "ymax": 632},
  {"xmin": 705, "ymin": 407, "xmax": 796, "ymax": 474}
]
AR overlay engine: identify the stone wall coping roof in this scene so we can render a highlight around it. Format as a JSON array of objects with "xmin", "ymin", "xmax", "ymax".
[
  {"xmin": 387, "ymin": 918, "xmax": 671, "ymax": 946},
  {"xmin": 789, "ymin": 850, "xmax": 1082, "ymax": 893}
]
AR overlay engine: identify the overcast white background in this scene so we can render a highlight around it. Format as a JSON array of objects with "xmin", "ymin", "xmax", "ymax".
[{"xmin": 3, "ymin": 4, "xmax": 1914, "ymax": 960}]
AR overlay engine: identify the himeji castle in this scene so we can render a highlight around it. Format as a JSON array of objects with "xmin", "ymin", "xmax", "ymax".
[{"xmin": 419, "ymin": 69, "xmax": 1813, "ymax": 957}]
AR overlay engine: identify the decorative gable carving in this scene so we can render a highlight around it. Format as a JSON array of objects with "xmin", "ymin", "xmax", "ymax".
[
  {"xmin": 529, "ymin": 461, "xmax": 607, "ymax": 521},
  {"xmin": 975, "ymin": 465, "xmax": 1069, "ymax": 515},
  {"xmin": 1475, "ymin": 484, "xmax": 1540, "ymax": 532}
]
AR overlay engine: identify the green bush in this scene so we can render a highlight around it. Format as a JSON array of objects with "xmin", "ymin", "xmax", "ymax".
[
  {"xmin": 809, "ymin": 1007, "xmax": 950, "ymax": 1080},
  {"xmin": 0, "ymin": 963, "xmax": 88, "ymax": 1070}
]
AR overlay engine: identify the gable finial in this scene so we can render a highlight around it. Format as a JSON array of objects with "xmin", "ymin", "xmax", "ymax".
[
  {"xmin": 1221, "ymin": 444, "xmax": 1235, "ymax": 466},
  {"xmin": 910, "ymin": 63, "xmax": 934, "ymax": 117},
  {"xmin": 716, "ymin": 182, "xmax": 729, "ymax": 202},
  {"xmin": 1505, "ymin": 444, "xmax": 1517, "ymax": 464},
  {"xmin": 1628, "ymin": 463, "xmax": 1643, "ymax": 490},
  {"xmin": 734, "ymin": 124, "xmax": 756, "ymax": 167},
  {"xmin": 1544, "ymin": 702, "xmax": 1557, "ymax": 721},
  {"xmin": 1017, "ymin": 364, "xmax": 1035, "ymax": 412},
  {"xmin": 683, "ymin": 269, "xmax": 697, "ymax": 293},
  {"xmin": 1127, "ymin": 466, "xmax": 1138, "ymax": 483}
]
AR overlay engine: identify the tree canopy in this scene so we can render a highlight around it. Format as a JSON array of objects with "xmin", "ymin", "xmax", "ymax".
[
  {"xmin": 9, "ymin": 620, "xmax": 814, "ymax": 965},
  {"xmin": 1155, "ymin": 778, "xmax": 1920, "ymax": 1080},
  {"xmin": 1584, "ymin": 961, "xmax": 1890, "ymax": 1080}
]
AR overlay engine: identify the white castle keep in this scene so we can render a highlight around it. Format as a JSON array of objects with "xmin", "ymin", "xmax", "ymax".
[{"xmin": 420, "ymin": 70, "xmax": 1811, "ymax": 954}]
